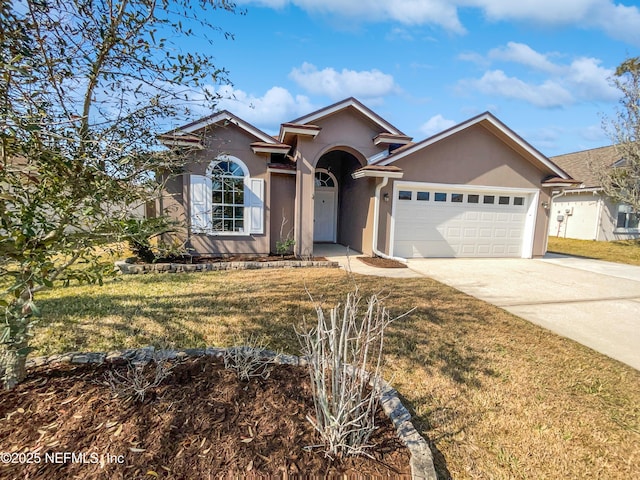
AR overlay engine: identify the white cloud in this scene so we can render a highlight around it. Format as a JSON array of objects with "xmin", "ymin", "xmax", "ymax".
[
  {"xmin": 461, "ymin": 70, "xmax": 573, "ymax": 108},
  {"xmin": 565, "ymin": 57, "xmax": 619, "ymax": 100},
  {"xmin": 488, "ymin": 42, "xmax": 561, "ymax": 74},
  {"xmin": 242, "ymin": 0, "xmax": 640, "ymax": 45},
  {"xmin": 243, "ymin": 0, "xmax": 466, "ymax": 33},
  {"xmin": 213, "ymin": 85, "xmax": 315, "ymax": 132},
  {"xmin": 420, "ymin": 114, "xmax": 457, "ymax": 136},
  {"xmin": 289, "ymin": 62, "xmax": 398, "ymax": 100},
  {"xmin": 470, "ymin": 1, "xmax": 640, "ymax": 45},
  {"xmin": 458, "ymin": 43, "xmax": 618, "ymax": 108}
]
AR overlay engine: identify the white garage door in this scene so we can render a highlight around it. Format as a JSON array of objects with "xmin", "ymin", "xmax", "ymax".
[{"xmin": 392, "ymin": 184, "xmax": 534, "ymax": 258}]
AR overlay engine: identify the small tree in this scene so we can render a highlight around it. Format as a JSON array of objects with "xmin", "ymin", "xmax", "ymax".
[
  {"xmin": 598, "ymin": 57, "xmax": 640, "ymax": 215},
  {"xmin": 0, "ymin": 0, "xmax": 239, "ymax": 388}
]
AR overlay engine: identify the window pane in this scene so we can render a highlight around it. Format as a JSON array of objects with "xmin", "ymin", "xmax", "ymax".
[
  {"xmin": 417, "ymin": 191, "xmax": 430, "ymax": 201},
  {"xmin": 483, "ymin": 195, "xmax": 495, "ymax": 204},
  {"xmin": 514, "ymin": 197, "xmax": 524, "ymax": 206},
  {"xmin": 630, "ymin": 214, "xmax": 639, "ymax": 229},
  {"xmin": 451, "ymin": 193, "xmax": 463, "ymax": 203},
  {"xmin": 315, "ymin": 172, "xmax": 334, "ymax": 187},
  {"xmin": 434, "ymin": 192, "xmax": 446, "ymax": 202},
  {"xmin": 499, "ymin": 196, "xmax": 510, "ymax": 205},
  {"xmin": 398, "ymin": 190, "xmax": 412, "ymax": 200},
  {"xmin": 223, "ymin": 190, "xmax": 234, "ymax": 204},
  {"xmin": 212, "ymin": 206, "xmax": 223, "ymax": 219},
  {"xmin": 233, "ymin": 189, "xmax": 244, "ymax": 204},
  {"xmin": 224, "ymin": 220, "xmax": 233, "ymax": 231},
  {"xmin": 212, "ymin": 190, "xmax": 222, "ymax": 204},
  {"xmin": 229, "ymin": 163, "xmax": 243, "ymax": 176},
  {"xmin": 234, "ymin": 206, "xmax": 244, "ymax": 219},
  {"xmin": 235, "ymin": 220, "xmax": 244, "ymax": 232},
  {"xmin": 467, "ymin": 194, "xmax": 479, "ymax": 203},
  {"xmin": 212, "ymin": 220, "xmax": 223, "ymax": 232},
  {"xmin": 617, "ymin": 212, "xmax": 627, "ymax": 228}
]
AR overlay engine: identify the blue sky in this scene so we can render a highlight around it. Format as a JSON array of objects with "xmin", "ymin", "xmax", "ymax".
[{"xmin": 184, "ymin": 0, "xmax": 640, "ymax": 157}]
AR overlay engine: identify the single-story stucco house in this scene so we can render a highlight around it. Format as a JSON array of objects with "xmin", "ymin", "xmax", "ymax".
[
  {"xmin": 548, "ymin": 145, "xmax": 640, "ymax": 241},
  {"xmin": 156, "ymin": 97, "xmax": 575, "ymax": 259}
]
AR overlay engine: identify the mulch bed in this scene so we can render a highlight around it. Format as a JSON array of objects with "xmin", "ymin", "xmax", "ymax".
[
  {"xmin": 357, "ymin": 257, "xmax": 408, "ymax": 269},
  {"xmin": 0, "ymin": 357, "xmax": 411, "ymax": 479}
]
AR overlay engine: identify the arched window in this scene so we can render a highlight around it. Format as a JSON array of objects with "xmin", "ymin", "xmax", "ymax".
[
  {"xmin": 315, "ymin": 170, "xmax": 336, "ymax": 188},
  {"xmin": 210, "ymin": 159, "xmax": 246, "ymax": 233},
  {"xmin": 315, "ymin": 171, "xmax": 335, "ymax": 188},
  {"xmin": 190, "ymin": 156, "xmax": 264, "ymax": 235}
]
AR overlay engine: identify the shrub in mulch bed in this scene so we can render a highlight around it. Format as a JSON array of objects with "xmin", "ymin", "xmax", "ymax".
[{"xmin": 0, "ymin": 356, "xmax": 411, "ymax": 479}]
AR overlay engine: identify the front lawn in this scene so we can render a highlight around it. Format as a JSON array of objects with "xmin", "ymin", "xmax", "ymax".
[
  {"xmin": 34, "ymin": 269, "xmax": 639, "ymax": 479},
  {"xmin": 548, "ymin": 236, "xmax": 640, "ymax": 266}
]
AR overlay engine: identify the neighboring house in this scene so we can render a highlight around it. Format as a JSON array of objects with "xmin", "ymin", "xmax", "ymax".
[
  {"xmin": 549, "ymin": 145, "xmax": 640, "ymax": 241},
  {"xmin": 157, "ymin": 97, "xmax": 574, "ymax": 259}
]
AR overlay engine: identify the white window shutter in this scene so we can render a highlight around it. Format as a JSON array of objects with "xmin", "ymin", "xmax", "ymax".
[
  {"xmin": 190, "ymin": 174, "xmax": 212, "ymax": 232},
  {"xmin": 246, "ymin": 178, "xmax": 264, "ymax": 234}
]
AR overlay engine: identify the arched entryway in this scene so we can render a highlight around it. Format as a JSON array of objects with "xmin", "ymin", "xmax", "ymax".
[{"xmin": 313, "ymin": 148, "xmax": 368, "ymax": 250}]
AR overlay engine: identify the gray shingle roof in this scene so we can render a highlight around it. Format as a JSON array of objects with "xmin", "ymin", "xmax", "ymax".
[{"xmin": 550, "ymin": 145, "xmax": 622, "ymax": 188}]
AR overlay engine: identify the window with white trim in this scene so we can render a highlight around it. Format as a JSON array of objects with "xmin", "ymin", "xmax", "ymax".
[
  {"xmin": 211, "ymin": 160, "xmax": 245, "ymax": 233},
  {"xmin": 190, "ymin": 156, "xmax": 264, "ymax": 235},
  {"xmin": 616, "ymin": 205, "xmax": 639, "ymax": 229}
]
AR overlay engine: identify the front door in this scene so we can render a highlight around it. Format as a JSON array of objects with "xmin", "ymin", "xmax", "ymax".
[
  {"xmin": 313, "ymin": 190, "xmax": 337, "ymax": 242},
  {"xmin": 313, "ymin": 170, "xmax": 338, "ymax": 242}
]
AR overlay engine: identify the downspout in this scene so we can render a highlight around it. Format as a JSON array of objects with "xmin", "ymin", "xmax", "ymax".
[
  {"xmin": 544, "ymin": 189, "xmax": 568, "ymax": 252},
  {"xmin": 372, "ymin": 177, "xmax": 408, "ymax": 263}
]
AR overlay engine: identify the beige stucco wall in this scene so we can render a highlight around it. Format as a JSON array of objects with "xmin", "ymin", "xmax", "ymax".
[
  {"xmin": 338, "ymin": 175, "xmax": 376, "ymax": 255},
  {"xmin": 269, "ymin": 173, "xmax": 296, "ymax": 253},
  {"xmin": 160, "ymin": 123, "xmax": 271, "ymax": 256},
  {"xmin": 376, "ymin": 124, "xmax": 553, "ymax": 257}
]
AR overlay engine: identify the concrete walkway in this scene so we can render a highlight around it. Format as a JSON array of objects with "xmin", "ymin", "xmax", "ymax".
[
  {"xmin": 314, "ymin": 244, "xmax": 422, "ymax": 278},
  {"xmin": 315, "ymin": 244, "xmax": 640, "ymax": 370}
]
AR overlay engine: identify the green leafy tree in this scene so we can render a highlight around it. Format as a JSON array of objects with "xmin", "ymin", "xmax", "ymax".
[
  {"xmin": 599, "ymin": 57, "xmax": 640, "ymax": 215},
  {"xmin": 0, "ymin": 0, "xmax": 238, "ymax": 388}
]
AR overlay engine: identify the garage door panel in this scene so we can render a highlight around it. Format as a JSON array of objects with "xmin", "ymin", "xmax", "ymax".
[
  {"xmin": 394, "ymin": 185, "xmax": 530, "ymax": 258},
  {"xmin": 447, "ymin": 227, "xmax": 462, "ymax": 238}
]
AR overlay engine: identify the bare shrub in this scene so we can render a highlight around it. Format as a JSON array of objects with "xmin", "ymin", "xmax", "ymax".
[
  {"xmin": 223, "ymin": 336, "xmax": 274, "ymax": 381},
  {"xmin": 105, "ymin": 357, "xmax": 174, "ymax": 402},
  {"xmin": 297, "ymin": 289, "xmax": 410, "ymax": 458}
]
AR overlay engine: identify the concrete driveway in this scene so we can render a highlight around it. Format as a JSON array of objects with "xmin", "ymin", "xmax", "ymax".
[{"xmin": 407, "ymin": 254, "xmax": 640, "ymax": 371}]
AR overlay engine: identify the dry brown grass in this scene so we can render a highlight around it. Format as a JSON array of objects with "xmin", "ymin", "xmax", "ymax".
[
  {"xmin": 35, "ymin": 269, "xmax": 640, "ymax": 479},
  {"xmin": 548, "ymin": 236, "xmax": 640, "ymax": 266}
]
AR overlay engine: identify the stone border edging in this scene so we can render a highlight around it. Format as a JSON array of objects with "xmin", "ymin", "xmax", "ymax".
[
  {"xmin": 115, "ymin": 260, "xmax": 339, "ymax": 274},
  {"xmin": 26, "ymin": 347, "xmax": 437, "ymax": 480}
]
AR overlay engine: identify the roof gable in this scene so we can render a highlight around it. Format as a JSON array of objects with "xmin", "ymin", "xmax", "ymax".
[
  {"xmin": 376, "ymin": 112, "xmax": 571, "ymax": 179},
  {"xmin": 160, "ymin": 111, "xmax": 278, "ymax": 145},
  {"xmin": 288, "ymin": 97, "xmax": 405, "ymax": 136}
]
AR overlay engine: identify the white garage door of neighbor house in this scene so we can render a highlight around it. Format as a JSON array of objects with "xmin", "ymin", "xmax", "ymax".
[{"xmin": 392, "ymin": 184, "xmax": 535, "ymax": 258}]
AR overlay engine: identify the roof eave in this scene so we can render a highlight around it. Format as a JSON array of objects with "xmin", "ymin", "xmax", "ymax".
[
  {"xmin": 352, "ymin": 170, "xmax": 404, "ymax": 179},
  {"xmin": 373, "ymin": 133, "xmax": 413, "ymax": 146},
  {"xmin": 250, "ymin": 143, "xmax": 291, "ymax": 155}
]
